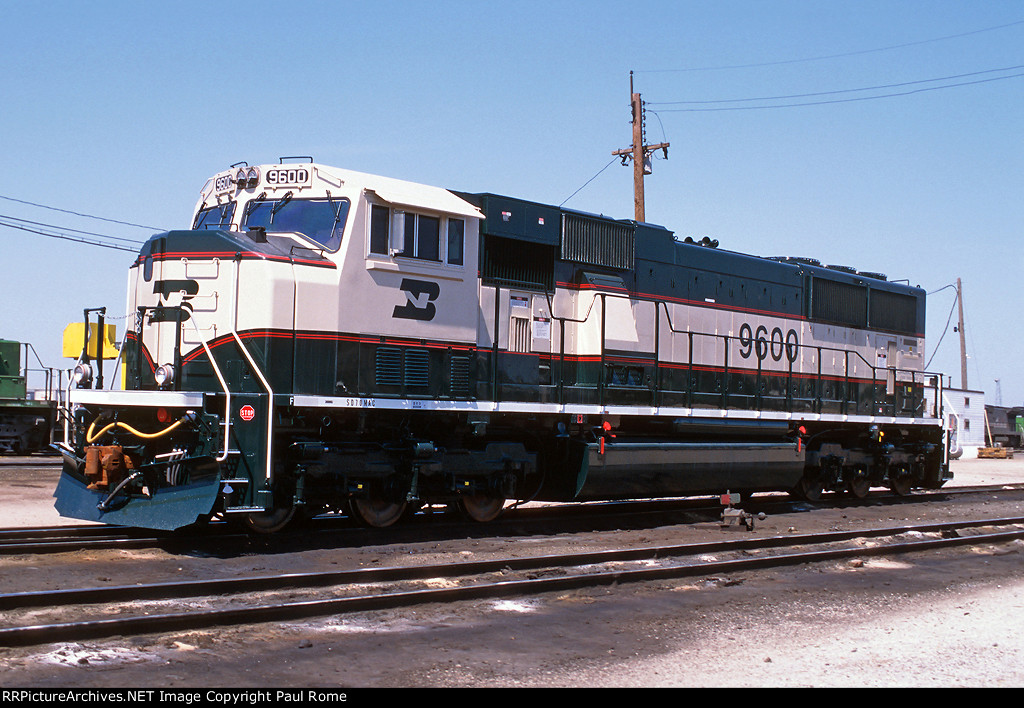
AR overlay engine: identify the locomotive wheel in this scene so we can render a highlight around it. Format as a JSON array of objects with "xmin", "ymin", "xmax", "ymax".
[
  {"xmin": 244, "ymin": 504, "xmax": 298, "ymax": 534},
  {"xmin": 793, "ymin": 475, "xmax": 824, "ymax": 502},
  {"xmin": 889, "ymin": 473, "xmax": 913, "ymax": 496},
  {"xmin": 847, "ymin": 471, "xmax": 870, "ymax": 499},
  {"xmin": 348, "ymin": 497, "xmax": 407, "ymax": 528},
  {"xmin": 457, "ymin": 495, "xmax": 506, "ymax": 523}
]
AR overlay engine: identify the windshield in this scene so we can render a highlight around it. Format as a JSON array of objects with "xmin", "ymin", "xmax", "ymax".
[
  {"xmin": 242, "ymin": 196, "xmax": 350, "ymax": 251},
  {"xmin": 193, "ymin": 202, "xmax": 236, "ymax": 230}
]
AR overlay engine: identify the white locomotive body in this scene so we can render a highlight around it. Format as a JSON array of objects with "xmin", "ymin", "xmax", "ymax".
[{"xmin": 56, "ymin": 161, "xmax": 949, "ymax": 530}]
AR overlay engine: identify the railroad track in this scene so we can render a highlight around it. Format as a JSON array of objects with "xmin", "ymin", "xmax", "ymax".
[
  {"xmin": 2, "ymin": 516, "xmax": 1022, "ymax": 647},
  {"xmin": 3, "ymin": 483, "xmax": 1024, "ymax": 555},
  {"xmin": 0, "ymin": 522, "xmax": 257, "ymax": 555},
  {"xmin": 0, "ymin": 456, "xmax": 60, "ymax": 467},
  {"xmin": 0, "ymin": 524, "xmax": 184, "ymax": 554}
]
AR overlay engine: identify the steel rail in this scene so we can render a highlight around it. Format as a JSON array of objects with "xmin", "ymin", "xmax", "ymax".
[
  {"xmin": 0, "ymin": 536, "xmax": 172, "ymax": 555},
  {"xmin": 2, "ymin": 483, "xmax": 1024, "ymax": 555},
  {"xmin": 0, "ymin": 457, "xmax": 61, "ymax": 467},
  {"xmin": 0, "ymin": 525, "xmax": 131, "ymax": 539},
  {"xmin": 0, "ymin": 525, "xmax": 179, "ymax": 554},
  {"xmin": 0, "ymin": 522, "xmax": 241, "ymax": 555},
  {"xmin": 1, "ymin": 517, "xmax": 1022, "ymax": 647},
  {"xmin": 4, "ymin": 515, "xmax": 1024, "ymax": 610}
]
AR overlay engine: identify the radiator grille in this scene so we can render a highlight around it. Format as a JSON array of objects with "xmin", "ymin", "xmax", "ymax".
[
  {"xmin": 560, "ymin": 214, "xmax": 635, "ymax": 270},
  {"xmin": 481, "ymin": 235, "xmax": 554, "ymax": 290},
  {"xmin": 870, "ymin": 290, "xmax": 919, "ymax": 335},
  {"xmin": 811, "ymin": 278, "xmax": 867, "ymax": 329}
]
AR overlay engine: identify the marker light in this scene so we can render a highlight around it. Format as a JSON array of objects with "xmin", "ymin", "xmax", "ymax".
[
  {"xmin": 154, "ymin": 364, "xmax": 175, "ymax": 388},
  {"xmin": 72, "ymin": 363, "xmax": 93, "ymax": 387},
  {"xmin": 234, "ymin": 167, "xmax": 259, "ymax": 189}
]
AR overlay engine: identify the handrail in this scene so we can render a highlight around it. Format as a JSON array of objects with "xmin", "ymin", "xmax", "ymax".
[
  {"xmin": 187, "ymin": 315, "xmax": 233, "ymax": 463},
  {"xmin": 229, "ymin": 257, "xmax": 274, "ymax": 482},
  {"xmin": 230, "ymin": 331, "xmax": 274, "ymax": 481},
  {"xmin": 530, "ymin": 286, "xmax": 941, "ymax": 418},
  {"xmin": 104, "ymin": 315, "xmax": 134, "ymax": 392}
]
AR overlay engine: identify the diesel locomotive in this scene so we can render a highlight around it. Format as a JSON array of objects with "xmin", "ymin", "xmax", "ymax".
[{"xmin": 54, "ymin": 160, "xmax": 951, "ymax": 531}]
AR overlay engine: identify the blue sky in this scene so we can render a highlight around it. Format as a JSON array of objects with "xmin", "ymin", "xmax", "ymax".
[{"xmin": 2, "ymin": 1, "xmax": 1022, "ymax": 404}]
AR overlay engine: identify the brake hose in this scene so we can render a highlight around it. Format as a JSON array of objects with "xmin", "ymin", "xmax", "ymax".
[{"xmin": 86, "ymin": 417, "xmax": 186, "ymax": 444}]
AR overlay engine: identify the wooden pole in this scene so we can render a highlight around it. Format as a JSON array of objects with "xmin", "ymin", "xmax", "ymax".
[
  {"xmin": 613, "ymin": 72, "xmax": 668, "ymax": 224},
  {"xmin": 957, "ymin": 278, "xmax": 967, "ymax": 390},
  {"xmin": 631, "ymin": 79, "xmax": 645, "ymax": 222}
]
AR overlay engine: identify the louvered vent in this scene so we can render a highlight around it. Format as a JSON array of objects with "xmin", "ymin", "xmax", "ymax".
[
  {"xmin": 510, "ymin": 317, "xmax": 531, "ymax": 353},
  {"xmin": 561, "ymin": 214, "xmax": 635, "ymax": 270},
  {"xmin": 450, "ymin": 355, "xmax": 470, "ymax": 397},
  {"xmin": 375, "ymin": 347, "xmax": 402, "ymax": 387},
  {"xmin": 404, "ymin": 349, "xmax": 429, "ymax": 388}
]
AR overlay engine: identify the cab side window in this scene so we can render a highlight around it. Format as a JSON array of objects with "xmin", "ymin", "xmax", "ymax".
[
  {"xmin": 370, "ymin": 205, "xmax": 390, "ymax": 255},
  {"xmin": 447, "ymin": 218, "xmax": 464, "ymax": 266},
  {"xmin": 369, "ymin": 205, "xmax": 464, "ymax": 267}
]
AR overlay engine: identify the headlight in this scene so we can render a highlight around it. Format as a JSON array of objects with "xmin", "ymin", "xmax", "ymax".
[
  {"xmin": 72, "ymin": 363, "xmax": 93, "ymax": 387},
  {"xmin": 154, "ymin": 364, "xmax": 175, "ymax": 387}
]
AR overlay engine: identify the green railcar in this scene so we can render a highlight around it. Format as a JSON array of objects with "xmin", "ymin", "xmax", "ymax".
[{"xmin": 0, "ymin": 339, "xmax": 58, "ymax": 454}]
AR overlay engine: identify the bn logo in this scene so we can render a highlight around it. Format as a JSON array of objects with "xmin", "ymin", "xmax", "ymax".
[{"xmin": 393, "ymin": 278, "xmax": 439, "ymax": 321}]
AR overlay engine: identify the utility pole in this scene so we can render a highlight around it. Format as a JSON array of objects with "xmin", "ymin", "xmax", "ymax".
[
  {"xmin": 957, "ymin": 277, "xmax": 968, "ymax": 390},
  {"xmin": 613, "ymin": 71, "xmax": 669, "ymax": 222}
]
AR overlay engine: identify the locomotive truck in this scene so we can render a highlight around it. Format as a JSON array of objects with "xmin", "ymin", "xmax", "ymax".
[{"xmin": 54, "ymin": 160, "xmax": 951, "ymax": 531}]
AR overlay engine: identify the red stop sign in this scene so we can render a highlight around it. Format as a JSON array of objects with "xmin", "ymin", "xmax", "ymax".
[{"xmin": 239, "ymin": 405, "xmax": 256, "ymax": 421}]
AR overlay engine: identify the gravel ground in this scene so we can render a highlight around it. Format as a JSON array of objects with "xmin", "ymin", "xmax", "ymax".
[{"xmin": 1, "ymin": 453, "xmax": 1022, "ymax": 688}]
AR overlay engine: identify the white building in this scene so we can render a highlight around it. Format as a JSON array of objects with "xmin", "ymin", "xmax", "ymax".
[{"xmin": 925, "ymin": 384, "xmax": 986, "ymax": 456}]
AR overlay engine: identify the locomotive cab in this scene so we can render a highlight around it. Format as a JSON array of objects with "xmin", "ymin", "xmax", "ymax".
[{"xmin": 57, "ymin": 162, "xmax": 495, "ymax": 530}]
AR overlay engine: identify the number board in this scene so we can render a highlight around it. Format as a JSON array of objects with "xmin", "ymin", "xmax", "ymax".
[{"xmin": 265, "ymin": 167, "xmax": 311, "ymax": 187}]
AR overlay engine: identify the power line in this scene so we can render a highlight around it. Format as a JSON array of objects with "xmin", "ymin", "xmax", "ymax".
[
  {"xmin": 560, "ymin": 156, "xmax": 618, "ymax": 207},
  {"xmin": 0, "ymin": 193, "xmax": 165, "ymax": 231},
  {"xmin": 650, "ymin": 70, "xmax": 1024, "ymax": 112},
  {"xmin": 0, "ymin": 213, "xmax": 146, "ymax": 246},
  {"xmin": 648, "ymin": 64, "xmax": 1024, "ymax": 106},
  {"xmin": 928, "ymin": 283, "xmax": 958, "ymax": 296},
  {"xmin": 0, "ymin": 218, "xmax": 141, "ymax": 253},
  {"xmin": 637, "ymin": 19, "xmax": 1024, "ymax": 73},
  {"xmin": 925, "ymin": 289, "xmax": 959, "ymax": 370}
]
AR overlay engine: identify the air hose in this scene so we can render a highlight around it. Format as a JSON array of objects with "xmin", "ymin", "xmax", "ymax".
[{"xmin": 86, "ymin": 417, "xmax": 186, "ymax": 444}]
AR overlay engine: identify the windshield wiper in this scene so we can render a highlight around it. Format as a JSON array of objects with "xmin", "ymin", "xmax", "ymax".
[
  {"xmin": 243, "ymin": 192, "xmax": 267, "ymax": 220},
  {"xmin": 328, "ymin": 192, "xmax": 346, "ymax": 234},
  {"xmin": 270, "ymin": 191, "xmax": 294, "ymax": 220}
]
